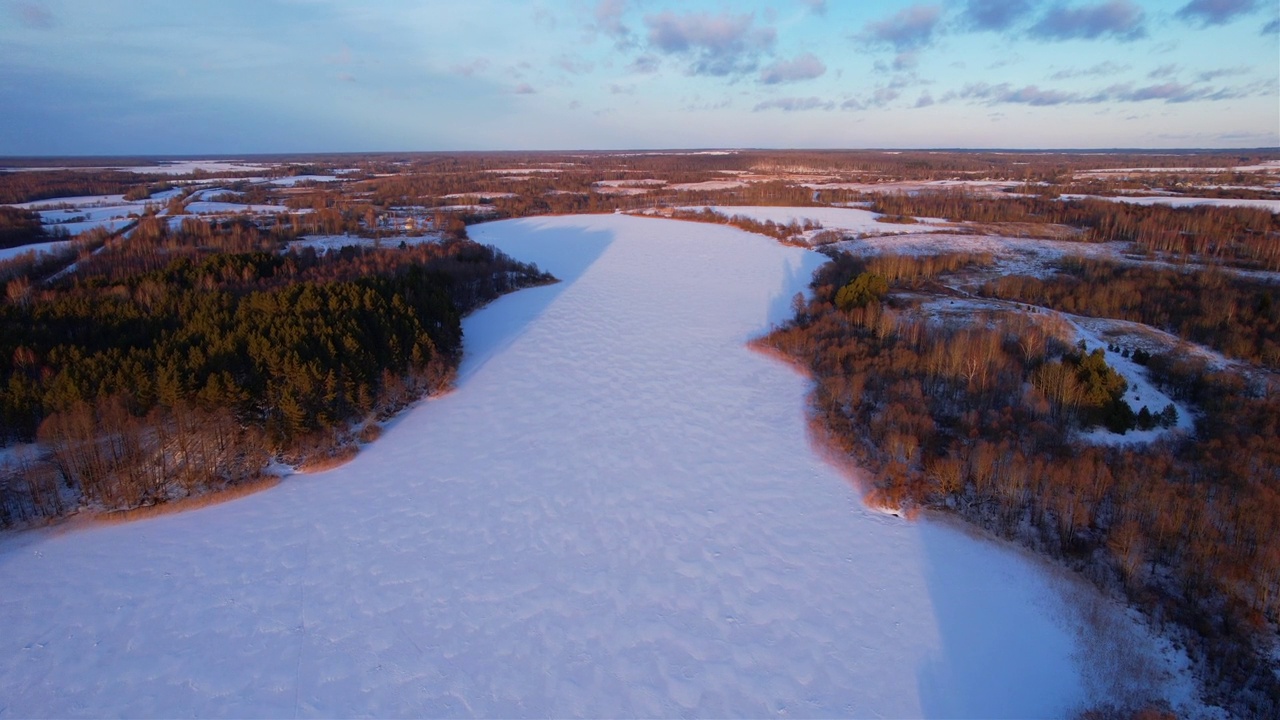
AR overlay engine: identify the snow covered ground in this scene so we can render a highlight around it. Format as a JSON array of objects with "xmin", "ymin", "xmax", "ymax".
[
  {"xmin": 185, "ymin": 201, "xmax": 289, "ymax": 215},
  {"xmin": 289, "ymin": 234, "xmax": 440, "ymax": 253},
  {"xmin": 0, "ymin": 215, "xmax": 1201, "ymax": 718},
  {"xmin": 676, "ymin": 204, "xmax": 950, "ymax": 239},
  {"xmin": 1063, "ymin": 194, "xmax": 1280, "ymax": 213},
  {"xmin": 0, "ymin": 239, "xmax": 75, "ymax": 262}
]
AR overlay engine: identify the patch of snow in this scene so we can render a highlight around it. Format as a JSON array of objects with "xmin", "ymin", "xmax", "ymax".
[
  {"xmin": 185, "ymin": 201, "xmax": 288, "ymax": 215},
  {"xmin": 441, "ymin": 192, "xmax": 517, "ymax": 200},
  {"xmin": 432, "ymin": 204, "xmax": 498, "ymax": 214},
  {"xmin": 0, "ymin": 215, "xmax": 1201, "ymax": 718},
  {"xmin": 679, "ymin": 205, "xmax": 949, "ymax": 237},
  {"xmin": 289, "ymin": 234, "xmax": 440, "ymax": 253},
  {"xmin": 267, "ymin": 175, "xmax": 340, "ymax": 186},
  {"xmin": 0, "ymin": 239, "xmax": 75, "ymax": 262},
  {"xmin": 594, "ymin": 179, "xmax": 666, "ymax": 187},
  {"xmin": 669, "ymin": 180, "xmax": 746, "ymax": 191},
  {"xmin": 592, "ymin": 186, "xmax": 652, "ymax": 196},
  {"xmin": 1062, "ymin": 194, "xmax": 1280, "ymax": 213},
  {"xmin": 805, "ymin": 180, "xmax": 1025, "ymax": 195},
  {"xmin": 9, "ymin": 194, "xmax": 127, "ymax": 210}
]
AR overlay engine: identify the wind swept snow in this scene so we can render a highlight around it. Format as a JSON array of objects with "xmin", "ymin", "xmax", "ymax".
[{"xmin": 0, "ymin": 215, "xmax": 1197, "ymax": 718}]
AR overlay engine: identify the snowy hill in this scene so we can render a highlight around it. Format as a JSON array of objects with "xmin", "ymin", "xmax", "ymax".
[{"xmin": 0, "ymin": 215, "xmax": 1197, "ymax": 717}]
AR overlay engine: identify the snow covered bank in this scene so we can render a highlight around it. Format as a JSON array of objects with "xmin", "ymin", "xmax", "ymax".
[
  {"xmin": 0, "ymin": 215, "xmax": 1198, "ymax": 717},
  {"xmin": 671, "ymin": 204, "xmax": 950, "ymax": 242},
  {"xmin": 1062, "ymin": 193, "xmax": 1280, "ymax": 213}
]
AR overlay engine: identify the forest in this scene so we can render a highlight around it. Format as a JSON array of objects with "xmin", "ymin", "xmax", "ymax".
[
  {"xmin": 981, "ymin": 259, "xmax": 1280, "ymax": 368},
  {"xmin": 758, "ymin": 251, "xmax": 1280, "ymax": 717},
  {"xmin": 0, "ymin": 216, "xmax": 554, "ymax": 526}
]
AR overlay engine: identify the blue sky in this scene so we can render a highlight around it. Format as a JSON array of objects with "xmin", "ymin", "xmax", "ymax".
[{"xmin": 1, "ymin": 0, "xmax": 1276, "ymax": 154}]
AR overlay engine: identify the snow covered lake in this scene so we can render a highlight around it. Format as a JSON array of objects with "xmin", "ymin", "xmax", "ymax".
[{"xmin": 0, "ymin": 215, "xmax": 1195, "ymax": 717}]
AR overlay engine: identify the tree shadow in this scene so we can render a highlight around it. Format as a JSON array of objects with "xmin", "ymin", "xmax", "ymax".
[
  {"xmin": 764, "ymin": 246, "xmax": 828, "ymax": 331},
  {"xmin": 913, "ymin": 516, "xmax": 1089, "ymax": 718},
  {"xmin": 457, "ymin": 221, "xmax": 615, "ymax": 387}
]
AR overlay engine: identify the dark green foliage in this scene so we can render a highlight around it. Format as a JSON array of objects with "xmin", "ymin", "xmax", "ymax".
[
  {"xmin": 0, "ymin": 238, "xmax": 553, "ymax": 446},
  {"xmin": 835, "ymin": 272, "xmax": 888, "ymax": 311}
]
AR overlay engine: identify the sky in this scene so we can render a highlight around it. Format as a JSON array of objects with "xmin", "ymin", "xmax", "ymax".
[{"xmin": 0, "ymin": 0, "xmax": 1276, "ymax": 154}]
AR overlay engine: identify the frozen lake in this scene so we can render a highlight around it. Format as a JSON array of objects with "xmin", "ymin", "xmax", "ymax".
[{"xmin": 0, "ymin": 214, "xmax": 1191, "ymax": 717}]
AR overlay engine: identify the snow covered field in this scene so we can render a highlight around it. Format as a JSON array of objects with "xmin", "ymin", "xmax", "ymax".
[
  {"xmin": 289, "ymin": 234, "xmax": 440, "ymax": 253},
  {"xmin": 0, "ymin": 215, "xmax": 1199, "ymax": 717},
  {"xmin": 1063, "ymin": 194, "xmax": 1280, "ymax": 213},
  {"xmin": 676, "ymin": 204, "xmax": 949, "ymax": 238}
]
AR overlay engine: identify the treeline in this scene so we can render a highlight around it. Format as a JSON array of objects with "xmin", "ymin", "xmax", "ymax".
[
  {"xmin": 0, "ymin": 224, "xmax": 554, "ymax": 524},
  {"xmin": 0, "ymin": 170, "xmax": 166, "ymax": 204},
  {"xmin": 0, "ymin": 207, "xmax": 48, "ymax": 248},
  {"xmin": 663, "ymin": 207, "xmax": 822, "ymax": 243},
  {"xmin": 981, "ymin": 259, "xmax": 1280, "ymax": 368},
  {"xmin": 759, "ymin": 251, "xmax": 1280, "ymax": 716},
  {"xmin": 871, "ymin": 190, "xmax": 1280, "ymax": 270}
]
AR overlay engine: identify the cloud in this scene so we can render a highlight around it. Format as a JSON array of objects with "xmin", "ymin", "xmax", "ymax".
[
  {"xmin": 513, "ymin": 83, "xmax": 536, "ymax": 94},
  {"xmin": 628, "ymin": 54, "xmax": 661, "ymax": 74},
  {"xmin": 859, "ymin": 5, "xmax": 942, "ymax": 51},
  {"xmin": 963, "ymin": 0, "xmax": 1035, "ymax": 31},
  {"xmin": 555, "ymin": 55, "xmax": 593, "ymax": 74},
  {"xmin": 893, "ymin": 52, "xmax": 920, "ymax": 70},
  {"xmin": 960, "ymin": 82, "xmax": 1082, "ymax": 105},
  {"xmin": 1196, "ymin": 66, "xmax": 1250, "ymax": 81},
  {"xmin": 914, "ymin": 92, "xmax": 936, "ymax": 107},
  {"xmin": 758, "ymin": 53, "xmax": 826, "ymax": 84},
  {"xmin": 1175, "ymin": 0, "xmax": 1257, "ymax": 27},
  {"xmin": 1104, "ymin": 81, "xmax": 1254, "ymax": 102},
  {"xmin": 608, "ymin": 83, "xmax": 635, "ymax": 94},
  {"xmin": 12, "ymin": 2, "xmax": 53, "ymax": 29},
  {"xmin": 953, "ymin": 78, "xmax": 1262, "ymax": 106},
  {"xmin": 798, "ymin": 0, "xmax": 827, "ymax": 15},
  {"xmin": 753, "ymin": 96, "xmax": 834, "ymax": 111},
  {"xmin": 337, "ymin": 73, "xmax": 356, "ymax": 83},
  {"xmin": 1148, "ymin": 64, "xmax": 1179, "ymax": 78},
  {"xmin": 450, "ymin": 59, "xmax": 490, "ymax": 77},
  {"xmin": 644, "ymin": 11, "xmax": 776, "ymax": 76},
  {"xmin": 1049, "ymin": 61, "xmax": 1129, "ymax": 79},
  {"xmin": 1264, "ymin": 18, "xmax": 1280, "ymax": 34},
  {"xmin": 594, "ymin": 0, "xmax": 633, "ymax": 48},
  {"xmin": 1030, "ymin": 1, "xmax": 1146, "ymax": 41}
]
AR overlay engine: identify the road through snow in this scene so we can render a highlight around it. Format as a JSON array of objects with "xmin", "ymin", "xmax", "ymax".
[{"xmin": 0, "ymin": 215, "xmax": 1191, "ymax": 717}]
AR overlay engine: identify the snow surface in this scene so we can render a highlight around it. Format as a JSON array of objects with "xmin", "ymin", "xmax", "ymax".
[
  {"xmin": 0, "ymin": 239, "xmax": 75, "ymax": 262},
  {"xmin": 669, "ymin": 180, "xmax": 747, "ymax": 191},
  {"xmin": 0, "ymin": 215, "xmax": 1199, "ymax": 718},
  {"xmin": 268, "ymin": 175, "xmax": 340, "ymax": 186},
  {"xmin": 677, "ymin": 205, "xmax": 948, "ymax": 237},
  {"xmin": 1063, "ymin": 194, "xmax": 1280, "ymax": 213},
  {"xmin": 289, "ymin": 234, "xmax": 440, "ymax": 253},
  {"xmin": 185, "ymin": 201, "xmax": 289, "ymax": 215}
]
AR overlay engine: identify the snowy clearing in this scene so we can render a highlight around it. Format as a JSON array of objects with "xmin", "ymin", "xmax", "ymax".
[
  {"xmin": 676, "ymin": 205, "xmax": 950, "ymax": 238},
  {"xmin": 668, "ymin": 180, "xmax": 747, "ymax": 191},
  {"xmin": 0, "ymin": 215, "xmax": 1200, "ymax": 718},
  {"xmin": 10, "ymin": 194, "xmax": 128, "ymax": 210},
  {"xmin": 0, "ymin": 239, "xmax": 75, "ymax": 262},
  {"xmin": 267, "ymin": 175, "xmax": 340, "ymax": 186},
  {"xmin": 805, "ymin": 179, "xmax": 1025, "ymax": 195},
  {"xmin": 289, "ymin": 234, "xmax": 440, "ymax": 253},
  {"xmin": 185, "ymin": 201, "xmax": 289, "ymax": 215},
  {"xmin": 1062, "ymin": 194, "xmax": 1280, "ymax": 213}
]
